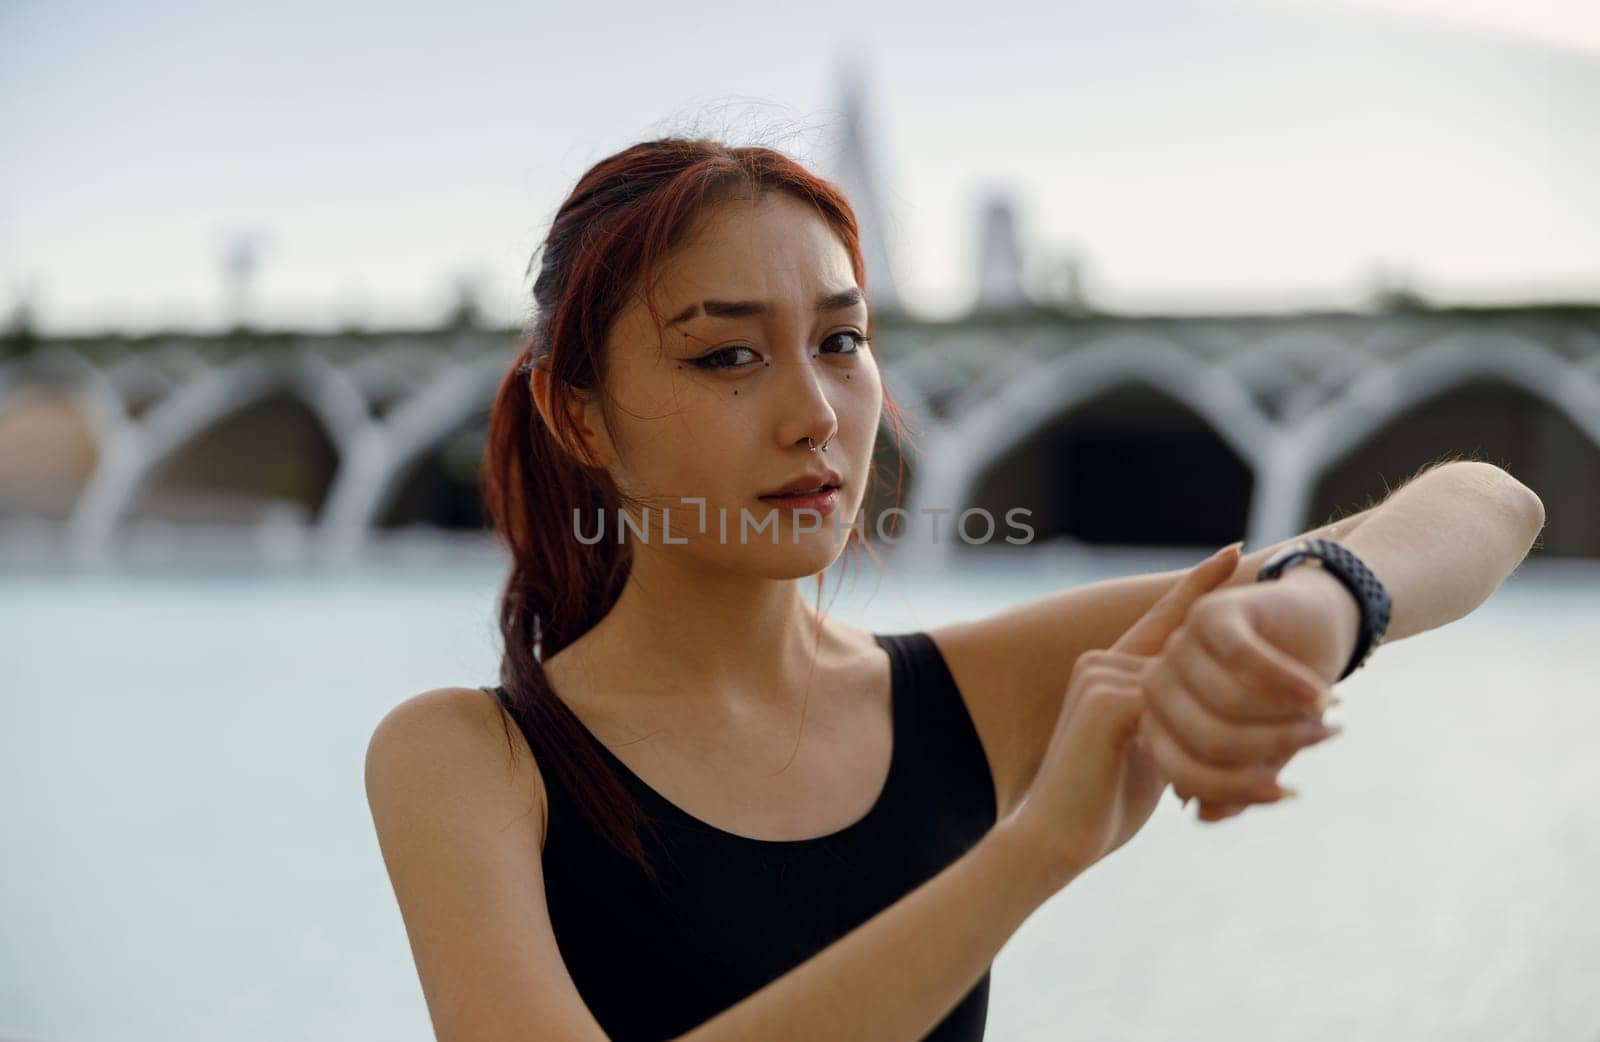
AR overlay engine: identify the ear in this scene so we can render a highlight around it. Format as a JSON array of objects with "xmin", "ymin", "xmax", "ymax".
[{"xmin": 529, "ymin": 362, "xmax": 617, "ymax": 470}]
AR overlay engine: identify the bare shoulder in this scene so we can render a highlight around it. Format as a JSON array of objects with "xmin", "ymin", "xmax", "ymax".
[
  {"xmin": 364, "ymin": 685, "xmax": 549, "ymax": 852},
  {"xmin": 364, "ymin": 688, "xmax": 605, "ymax": 1040}
]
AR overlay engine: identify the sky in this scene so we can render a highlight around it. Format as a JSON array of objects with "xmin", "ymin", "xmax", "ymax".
[{"xmin": 1, "ymin": 0, "xmax": 1596, "ymax": 334}]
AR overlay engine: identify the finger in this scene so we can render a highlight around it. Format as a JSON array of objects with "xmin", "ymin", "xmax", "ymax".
[
  {"xmin": 1143, "ymin": 662, "xmax": 1339, "ymax": 768},
  {"xmin": 1198, "ymin": 800, "xmax": 1248, "ymax": 822},
  {"xmin": 1134, "ymin": 709, "xmax": 1169, "ymax": 767},
  {"xmin": 1172, "ymin": 742, "xmax": 1296, "ymax": 805},
  {"xmin": 1195, "ymin": 611, "xmax": 1331, "ymax": 707},
  {"xmin": 1077, "ymin": 683, "xmax": 1148, "ymax": 768},
  {"xmin": 1112, "ymin": 542, "xmax": 1242, "ymax": 657},
  {"xmin": 1073, "ymin": 648, "xmax": 1151, "ymax": 681},
  {"xmin": 1085, "ymin": 649, "xmax": 1151, "ymax": 672},
  {"xmin": 1158, "ymin": 728, "xmax": 1301, "ymax": 806},
  {"xmin": 1168, "ymin": 639, "xmax": 1323, "ymax": 723},
  {"xmin": 1140, "ymin": 709, "xmax": 1292, "ymax": 805},
  {"xmin": 1201, "ymin": 786, "xmax": 1299, "ymax": 821},
  {"xmin": 1144, "ymin": 717, "xmax": 1291, "ymax": 805}
]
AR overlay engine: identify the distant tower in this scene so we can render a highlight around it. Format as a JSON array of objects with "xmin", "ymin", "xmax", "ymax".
[
  {"xmin": 1039, "ymin": 246, "xmax": 1091, "ymax": 315},
  {"xmin": 829, "ymin": 61, "xmax": 902, "ymax": 315},
  {"xmin": 443, "ymin": 271, "xmax": 486, "ymax": 331},
  {"xmin": 222, "ymin": 232, "xmax": 265, "ymax": 331},
  {"xmin": 1368, "ymin": 260, "xmax": 1428, "ymax": 312},
  {"xmin": 974, "ymin": 191, "xmax": 1029, "ymax": 310}
]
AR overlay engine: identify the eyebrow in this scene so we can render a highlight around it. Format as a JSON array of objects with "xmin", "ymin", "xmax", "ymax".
[{"xmin": 665, "ymin": 287, "xmax": 865, "ymax": 327}]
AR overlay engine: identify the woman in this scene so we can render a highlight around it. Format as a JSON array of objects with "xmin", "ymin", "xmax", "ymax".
[{"xmin": 364, "ymin": 137, "xmax": 1546, "ymax": 1042}]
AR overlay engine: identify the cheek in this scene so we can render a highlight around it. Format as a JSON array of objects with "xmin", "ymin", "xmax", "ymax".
[
  {"xmin": 843, "ymin": 361, "xmax": 884, "ymax": 427},
  {"xmin": 638, "ymin": 406, "xmax": 755, "ymax": 500}
]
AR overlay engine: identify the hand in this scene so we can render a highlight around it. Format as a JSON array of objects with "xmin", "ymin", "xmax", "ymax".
[
  {"xmin": 1004, "ymin": 542, "xmax": 1242, "ymax": 884},
  {"xmin": 1136, "ymin": 572, "xmax": 1353, "ymax": 822}
]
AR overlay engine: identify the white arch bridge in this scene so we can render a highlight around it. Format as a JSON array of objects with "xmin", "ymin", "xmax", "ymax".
[{"xmin": 0, "ymin": 306, "xmax": 1595, "ymax": 564}]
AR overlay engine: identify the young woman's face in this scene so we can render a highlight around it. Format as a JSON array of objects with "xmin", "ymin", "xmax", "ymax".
[{"xmin": 595, "ymin": 190, "xmax": 883, "ymax": 578}]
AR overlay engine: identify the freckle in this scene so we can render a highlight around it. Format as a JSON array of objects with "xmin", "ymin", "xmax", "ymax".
[{"xmin": 733, "ymin": 389, "xmax": 739, "ymax": 395}]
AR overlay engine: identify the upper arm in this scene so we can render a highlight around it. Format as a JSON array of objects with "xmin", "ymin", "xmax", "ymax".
[
  {"xmin": 364, "ymin": 687, "xmax": 609, "ymax": 1042},
  {"xmin": 930, "ymin": 507, "xmax": 1377, "ymax": 818}
]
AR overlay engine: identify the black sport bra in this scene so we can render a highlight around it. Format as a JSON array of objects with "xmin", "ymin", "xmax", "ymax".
[{"xmin": 489, "ymin": 630, "xmax": 999, "ymax": 1041}]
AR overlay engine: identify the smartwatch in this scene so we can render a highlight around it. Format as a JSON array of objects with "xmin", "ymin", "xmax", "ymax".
[{"xmin": 1256, "ymin": 537, "xmax": 1392, "ymax": 682}]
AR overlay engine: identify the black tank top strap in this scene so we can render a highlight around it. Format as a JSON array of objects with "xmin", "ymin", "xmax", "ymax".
[
  {"xmin": 872, "ymin": 630, "xmax": 999, "ymax": 831},
  {"xmin": 480, "ymin": 681, "xmax": 609, "ymax": 850}
]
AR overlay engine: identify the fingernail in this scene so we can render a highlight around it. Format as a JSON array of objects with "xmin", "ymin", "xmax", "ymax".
[
  {"xmin": 1304, "ymin": 723, "xmax": 1343, "ymax": 746},
  {"xmin": 1272, "ymin": 785, "xmax": 1299, "ymax": 802}
]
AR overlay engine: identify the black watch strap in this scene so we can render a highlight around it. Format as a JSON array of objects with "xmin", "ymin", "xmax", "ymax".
[{"xmin": 1256, "ymin": 537, "xmax": 1392, "ymax": 682}]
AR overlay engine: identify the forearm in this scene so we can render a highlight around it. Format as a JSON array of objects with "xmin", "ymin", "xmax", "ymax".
[
  {"xmin": 671, "ymin": 823, "xmax": 1065, "ymax": 1042},
  {"xmin": 1277, "ymin": 461, "xmax": 1546, "ymax": 657}
]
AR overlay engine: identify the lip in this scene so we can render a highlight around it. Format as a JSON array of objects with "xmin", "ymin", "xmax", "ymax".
[
  {"xmin": 756, "ymin": 487, "xmax": 840, "ymax": 516},
  {"xmin": 760, "ymin": 467, "xmax": 843, "ymax": 498}
]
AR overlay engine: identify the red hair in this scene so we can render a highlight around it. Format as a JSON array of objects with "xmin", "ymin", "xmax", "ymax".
[{"xmin": 478, "ymin": 137, "xmax": 916, "ymax": 881}]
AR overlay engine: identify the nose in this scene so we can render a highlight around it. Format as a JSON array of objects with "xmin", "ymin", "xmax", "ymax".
[{"xmin": 774, "ymin": 352, "xmax": 840, "ymax": 454}]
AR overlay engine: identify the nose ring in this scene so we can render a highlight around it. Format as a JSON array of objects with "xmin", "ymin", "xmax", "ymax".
[{"xmin": 806, "ymin": 436, "xmax": 832, "ymax": 453}]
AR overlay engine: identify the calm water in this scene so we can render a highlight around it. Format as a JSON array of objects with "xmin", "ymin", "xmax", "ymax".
[{"xmin": 3, "ymin": 546, "xmax": 1598, "ymax": 1042}]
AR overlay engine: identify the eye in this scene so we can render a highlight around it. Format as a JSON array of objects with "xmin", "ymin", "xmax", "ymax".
[
  {"xmin": 821, "ymin": 330, "xmax": 872, "ymax": 356},
  {"xmin": 690, "ymin": 345, "xmax": 761, "ymax": 371}
]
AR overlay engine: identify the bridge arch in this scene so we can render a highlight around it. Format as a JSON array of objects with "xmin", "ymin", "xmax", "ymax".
[
  {"xmin": 319, "ymin": 350, "xmax": 512, "ymax": 555},
  {"xmin": 1296, "ymin": 333, "xmax": 1600, "ymax": 556},
  {"xmin": 899, "ymin": 333, "xmax": 1274, "ymax": 563},
  {"xmin": 68, "ymin": 348, "xmax": 370, "ymax": 552}
]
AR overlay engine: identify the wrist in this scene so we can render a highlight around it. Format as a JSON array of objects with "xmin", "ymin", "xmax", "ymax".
[
  {"xmin": 1257, "ymin": 536, "xmax": 1392, "ymax": 683},
  {"xmin": 987, "ymin": 813, "xmax": 1088, "ymax": 900},
  {"xmin": 1279, "ymin": 563, "xmax": 1362, "ymax": 681},
  {"xmin": 1282, "ymin": 562, "xmax": 1362, "ymax": 634}
]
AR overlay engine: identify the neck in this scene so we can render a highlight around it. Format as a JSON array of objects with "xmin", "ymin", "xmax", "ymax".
[{"xmin": 568, "ymin": 541, "xmax": 844, "ymax": 711}]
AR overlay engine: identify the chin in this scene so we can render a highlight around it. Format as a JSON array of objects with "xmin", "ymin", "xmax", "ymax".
[{"xmin": 735, "ymin": 528, "xmax": 855, "ymax": 581}]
